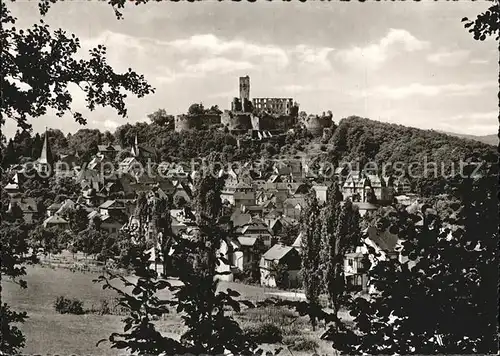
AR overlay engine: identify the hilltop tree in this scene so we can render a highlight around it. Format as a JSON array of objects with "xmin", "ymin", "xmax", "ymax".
[
  {"xmin": 148, "ymin": 108, "xmax": 174, "ymax": 128},
  {"xmin": 300, "ymin": 190, "xmax": 323, "ymax": 330},
  {"xmin": 188, "ymin": 103, "xmax": 205, "ymax": 116}
]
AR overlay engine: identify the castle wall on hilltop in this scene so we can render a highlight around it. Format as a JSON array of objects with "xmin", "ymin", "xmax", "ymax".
[
  {"xmin": 302, "ymin": 115, "xmax": 332, "ymax": 136},
  {"xmin": 221, "ymin": 110, "xmax": 253, "ymax": 131},
  {"xmin": 252, "ymin": 98, "xmax": 294, "ymax": 116}
]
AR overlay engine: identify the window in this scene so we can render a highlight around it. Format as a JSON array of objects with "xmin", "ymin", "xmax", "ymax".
[{"xmin": 348, "ymin": 259, "xmax": 353, "ymax": 267}]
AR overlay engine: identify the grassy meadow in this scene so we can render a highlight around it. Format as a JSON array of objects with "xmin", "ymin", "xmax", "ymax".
[{"xmin": 3, "ymin": 263, "xmax": 338, "ymax": 355}]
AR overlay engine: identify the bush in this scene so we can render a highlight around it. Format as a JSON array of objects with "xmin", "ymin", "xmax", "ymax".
[
  {"xmin": 283, "ymin": 335, "xmax": 319, "ymax": 351},
  {"xmin": 243, "ymin": 323, "xmax": 283, "ymax": 344},
  {"xmin": 54, "ymin": 296, "xmax": 84, "ymax": 315}
]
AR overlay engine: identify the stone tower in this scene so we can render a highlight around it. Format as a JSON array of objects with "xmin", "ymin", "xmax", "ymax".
[{"xmin": 239, "ymin": 75, "xmax": 250, "ymax": 102}]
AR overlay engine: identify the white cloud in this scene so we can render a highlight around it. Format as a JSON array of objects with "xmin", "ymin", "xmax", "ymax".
[
  {"xmin": 168, "ymin": 34, "xmax": 289, "ymax": 68},
  {"xmin": 337, "ymin": 28, "xmax": 429, "ymax": 68},
  {"xmin": 470, "ymin": 58, "xmax": 489, "ymax": 65},
  {"xmin": 91, "ymin": 119, "xmax": 120, "ymax": 129},
  {"xmin": 433, "ymin": 112, "xmax": 498, "ymax": 135},
  {"xmin": 181, "ymin": 57, "xmax": 254, "ymax": 74},
  {"xmin": 355, "ymin": 81, "xmax": 497, "ymax": 100},
  {"xmin": 294, "ymin": 45, "xmax": 334, "ymax": 69},
  {"xmin": 426, "ymin": 50, "xmax": 470, "ymax": 66},
  {"xmin": 280, "ymin": 84, "xmax": 315, "ymax": 93}
]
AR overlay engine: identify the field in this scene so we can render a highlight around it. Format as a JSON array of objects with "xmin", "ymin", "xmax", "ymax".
[{"xmin": 3, "ymin": 264, "xmax": 341, "ymax": 355}]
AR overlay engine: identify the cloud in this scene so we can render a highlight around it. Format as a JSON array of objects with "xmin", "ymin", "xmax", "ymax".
[
  {"xmin": 337, "ymin": 28, "xmax": 429, "ymax": 68},
  {"xmin": 279, "ymin": 84, "xmax": 315, "ymax": 93},
  {"xmin": 354, "ymin": 82, "xmax": 497, "ymax": 100},
  {"xmin": 426, "ymin": 50, "xmax": 470, "ymax": 66},
  {"xmin": 168, "ymin": 34, "xmax": 289, "ymax": 68},
  {"xmin": 470, "ymin": 58, "xmax": 489, "ymax": 65},
  {"xmin": 294, "ymin": 45, "xmax": 335, "ymax": 70},
  {"xmin": 433, "ymin": 111, "xmax": 498, "ymax": 135},
  {"xmin": 181, "ymin": 57, "xmax": 254, "ymax": 75},
  {"xmin": 91, "ymin": 119, "xmax": 120, "ymax": 129}
]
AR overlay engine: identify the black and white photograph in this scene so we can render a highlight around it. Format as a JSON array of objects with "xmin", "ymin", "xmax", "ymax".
[{"xmin": 1, "ymin": 0, "xmax": 498, "ymax": 355}]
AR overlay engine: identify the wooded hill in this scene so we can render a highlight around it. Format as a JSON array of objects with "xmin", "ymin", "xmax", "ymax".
[{"xmin": 327, "ymin": 116, "xmax": 497, "ymax": 171}]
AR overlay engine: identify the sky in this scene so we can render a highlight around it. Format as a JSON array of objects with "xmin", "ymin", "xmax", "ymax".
[{"xmin": 4, "ymin": 0, "xmax": 498, "ymax": 138}]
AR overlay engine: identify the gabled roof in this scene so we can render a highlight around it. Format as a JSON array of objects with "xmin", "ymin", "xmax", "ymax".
[
  {"xmin": 283, "ymin": 197, "xmax": 306, "ymax": 209},
  {"xmin": 99, "ymin": 200, "xmax": 123, "ymax": 209},
  {"xmin": 44, "ymin": 215, "xmax": 68, "ymax": 225},
  {"xmin": 98, "ymin": 144, "xmax": 122, "ymax": 152},
  {"xmin": 238, "ymin": 236, "xmax": 258, "ymax": 246},
  {"xmin": 38, "ymin": 128, "xmax": 53, "ymax": 165},
  {"xmin": 230, "ymin": 212, "xmax": 252, "ymax": 227},
  {"xmin": 363, "ymin": 226, "xmax": 399, "ymax": 251},
  {"xmin": 292, "ymin": 232, "xmax": 303, "ymax": 248},
  {"xmin": 262, "ymin": 244, "xmax": 296, "ymax": 261},
  {"xmin": 47, "ymin": 202, "xmax": 62, "ymax": 210}
]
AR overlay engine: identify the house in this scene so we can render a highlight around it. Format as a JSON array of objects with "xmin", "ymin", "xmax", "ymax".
[
  {"xmin": 4, "ymin": 172, "xmax": 23, "ymax": 194},
  {"xmin": 88, "ymin": 153, "xmax": 112, "ymax": 172},
  {"xmin": 55, "ymin": 153, "xmax": 79, "ymax": 172},
  {"xmin": 130, "ymin": 134, "xmax": 157, "ymax": 161},
  {"xmin": 215, "ymin": 238, "xmax": 241, "ymax": 282},
  {"xmin": 97, "ymin": 144, "xmax": 123, "ymax": 160},
  {"xmin": 221, "ymin": 181, "xmax": 255, "ymax": 206},
  {"xmin": 259, "ymin": 244, "xmax": 301, "ymax": 288},
  {"xmin": 46, "ymin": 202, "xmax": 62, "ymax": 217},
  {"xmin": 100, "ymin": 214, "xmax": 124, "ymax": 235},
  {"xmin": 55, "ymin": 199, "xmax": 76, "ymax": 216},
  {"xmin": 291, "ymin": 232, "xmax": 303, "ymax": 254},
  {"xmin": 344, "ymin": 251, "xmax": 369, "ymax": 291},
  {"xmin": 98, "ymin": 200, "xmax": 126, "ymax": 217},
  {"xmin": 312, "ymin": 184, "xmax": 329, "ymax": 203},
  {"xmin": 282, "ymin": 197, "xmax": 306, "ymax": 219},
  {"xmin": 8, "ymin": 197, "xmax": 38, "ymax": 223},
  {"xmin": 118, "ymin": 157, "xmax": 142, "ymax": 174},
  {"xmin": 76, "ymin": 168, "xmax": 103, "ymax": 191},
  {"xmin": 43, "ymin": 215, "xmax": 70, "ymax": 230},
  {"xmin": 352, "ymin": 202, "xmax": 379, "ymax": 217},
  {"xmin": 238, "ymin": 217, "xmax": 273, "ymax": 247}
]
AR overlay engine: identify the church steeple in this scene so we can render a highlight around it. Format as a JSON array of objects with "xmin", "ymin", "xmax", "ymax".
[
  {"xmin": 131, "ymin": 133, "xmax": 140, "ymax": 158},
  {"xmin": 38, "ymin": 127, "xmax": 53, "ymax": 165}
]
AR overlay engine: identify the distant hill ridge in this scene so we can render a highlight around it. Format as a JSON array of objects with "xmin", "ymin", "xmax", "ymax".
[
  {"xmin": 327, "ymin": 116, "xmax": 497, "ymax": 170},
  {"xmin": 437, "ymin": 131, "xmax": 498, "ymax": 146}
]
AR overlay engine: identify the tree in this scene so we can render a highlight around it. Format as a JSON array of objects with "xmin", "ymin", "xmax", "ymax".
[
  {"xmin": 0, "ymin": 220, "xmax": 36, "ymax": 354},
  {"xmin": 327, "ymin": 172, "xmax": 498, "ymax": 354},
  {"xmin": 2, "ymin": 139, "xmax": 17, "ymax": 168},
  {"xmin": 1, "ymin": 1, "xmax": 153, "ymax": 352},
  {"xmin": 319, "ymin": 183, "xmax": 345, "ymax": 311},
  {"xmin": 300, "ymin": 190, "xmax": 323, "ymax": 330},
  {"xmin": 63, "ymin": 205, "xmax": 90, "ymax": 234},
  {"xmin": 28, "ymin": 225, "xmax": 61, "ymax": 259},
  {"xmin": 148, "ymin": 108, "xmax": 174, "ymax": 128},
  {"xmin": 269, "ymin": 262, "xmax": 289, "ymax": 290},
  {"xmin": 278, "ymin": 223, "xmax": 299, "ymax": 246},
  {"xmin": 95, "ymin": 174, "xmax": 273, "ymax": 356},
  {"xmin": 462, "ymin": 0, "xmax": 499, "ymax": 41},
  {"xmin": 187, "ymin": 102, "xmax": 205, "ymax": 116},
  {"xmin": 173, "ymin": 195, "xmax": 187, "ymax": 209}
]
